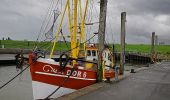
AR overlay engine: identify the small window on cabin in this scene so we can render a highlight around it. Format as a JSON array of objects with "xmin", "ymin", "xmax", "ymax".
[
  {"xmin": 87, "ymin": 50, "xmax": 91, "ymax": 56},
  {"xmin": 108, "ymin": 54, "xmax": 110, "ymax": 60},
  {"xmin": 92, "ymin": 50, "xmax": 96, "ymax": 56}
]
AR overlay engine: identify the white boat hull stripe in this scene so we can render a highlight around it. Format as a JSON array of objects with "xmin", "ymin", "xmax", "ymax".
[{"xmin": 35, "ymin": 71, "xmax": 96, "ymax": 81}]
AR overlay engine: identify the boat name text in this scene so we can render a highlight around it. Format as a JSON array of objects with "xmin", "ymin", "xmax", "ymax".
[{"xmin": 43, "ymin": 65, "xmax": 87, "ymax": 78}]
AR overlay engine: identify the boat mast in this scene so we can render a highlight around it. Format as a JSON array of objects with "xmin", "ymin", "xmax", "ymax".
[
  {"xmin": 71, "ymin": 0, "xmax": 78, "ymax": 65},
  {"xmin": 98, "ymin": 0, "xmax": 107, "ymax": 81}
]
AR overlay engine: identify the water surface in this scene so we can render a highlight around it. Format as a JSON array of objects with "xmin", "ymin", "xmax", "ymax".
[{"xmin": 0, "ymin": 65, "xmax": 33, "ymax": 100}]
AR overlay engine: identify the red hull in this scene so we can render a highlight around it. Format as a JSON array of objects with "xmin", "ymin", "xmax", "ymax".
[
  {"xmin": 29, "ymin": 54, "xmax": 97, "ymax": 90},
  {"xmin": 29, "ymin": 54, "xmax": 115, "ymax": 99}
]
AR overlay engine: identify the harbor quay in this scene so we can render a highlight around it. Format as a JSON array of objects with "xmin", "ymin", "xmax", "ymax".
[{"xmin": 56, "ymin": 61, "xmax": 170, "ymax": 100}]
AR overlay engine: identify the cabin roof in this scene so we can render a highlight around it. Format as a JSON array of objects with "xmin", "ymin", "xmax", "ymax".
[{"xmin": 86, "ymin": 44, "xmax": 98, "ymax": 50}]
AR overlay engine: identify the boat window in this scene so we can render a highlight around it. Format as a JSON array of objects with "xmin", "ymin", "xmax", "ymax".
[
  {"xmin": 87, "ymin": 50, "xmax": 91, "ymax": 56},
  {"xmin": 108, "ymin": 53, "xmax": 111, "ymax": 60},
  {"xmin": 92, "ymin": 50, "xmax": 96, "ymax": 56}
]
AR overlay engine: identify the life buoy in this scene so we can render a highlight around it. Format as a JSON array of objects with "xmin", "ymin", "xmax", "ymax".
[{"xmin": 59, "ymin": 53, "xmax": 69, "ymax": 70}]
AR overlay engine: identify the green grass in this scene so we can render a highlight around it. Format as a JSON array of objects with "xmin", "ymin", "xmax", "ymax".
[
  {"xmin": 0, "ymin": 40, "xmax": 170, "ymax": 54},
  {"xmin": 110, "ymin": 44, "xmax": 170, "ymax": 54},
  {"xmin": 0, "ymin": 40, "xmax": 71, "ymax": 51},
  {"xmin": 0, "ymin": 40, "xmax": 35, "ymax": 49}
]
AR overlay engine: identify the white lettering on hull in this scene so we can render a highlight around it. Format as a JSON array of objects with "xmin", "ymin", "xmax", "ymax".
[{"xmin": 43, "ymin": 65, "xmax": 87, "ymax": 78}]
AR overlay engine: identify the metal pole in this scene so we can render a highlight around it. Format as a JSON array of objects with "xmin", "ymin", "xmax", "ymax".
[
  {"xmin": 97, "ymin": 0, "xmax": 107, "ymax": 82},
  {"xmin": 120, "ymin": 12, "xmax": 126, "ymax": 75}
]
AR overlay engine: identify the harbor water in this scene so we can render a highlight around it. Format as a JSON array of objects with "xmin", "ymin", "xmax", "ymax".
[
  {"xmin": 0, "ymin": 54, "xmax": 60, "ymax": 100},
  {"xmin": 0, "ymin": 54, "xmax": 145, "ymax": 100},
  {"xmin": 0, "ymin": 65, "xmax": 33, "ymax": 100}
]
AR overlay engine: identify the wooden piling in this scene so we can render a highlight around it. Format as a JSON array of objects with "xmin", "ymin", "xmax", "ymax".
[
  {"xmin": 120, "ymin": 12, "xmax": 126, "ymax": 75},
  {"xmin": 151, "ymin": 32, "xmax": 155, "ymax": 63},
  {"xmin": 97, "ymin": 0, "xmax": 108, "ymax": 81}
]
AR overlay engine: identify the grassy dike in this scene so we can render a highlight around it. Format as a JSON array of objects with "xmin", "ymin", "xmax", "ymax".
[
  {"xmin": 0, "ymin": 40, "xmax": 170, "ymax": 59},
  {"xmin": 0, "ymin": 40, "xmax": 70, "ymax": 51}
]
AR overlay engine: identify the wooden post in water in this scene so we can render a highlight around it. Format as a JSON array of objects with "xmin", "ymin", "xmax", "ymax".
[
  {"xmin": 97, "ymin": 0, "xmax": 107, "ymax": 81},
  {"xmin": 151, "ymin": 32, "xmax": 155, "ymax": 63},
  {"xmin": 120, "ymin": 12, "xmax": 126, "ymax": 75}
]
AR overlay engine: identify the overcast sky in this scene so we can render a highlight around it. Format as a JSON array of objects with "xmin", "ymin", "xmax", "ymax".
[{"xmin": 0, "ymin": 0, "xmax": 170, "ymax": 44}]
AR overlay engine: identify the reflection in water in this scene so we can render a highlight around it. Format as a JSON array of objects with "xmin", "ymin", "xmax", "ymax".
[{"xmin": 0, "ymin": 65, "xmax": 33, "ymax": 100}]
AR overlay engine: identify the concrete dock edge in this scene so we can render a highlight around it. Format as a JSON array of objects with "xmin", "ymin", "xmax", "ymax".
[{"xmin": 55, "ymin": 67, "xmax": 148, "ymax": 100}]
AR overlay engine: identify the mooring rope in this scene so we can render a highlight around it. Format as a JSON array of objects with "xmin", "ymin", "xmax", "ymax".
[
  {"xmin": 44, "ymin": 67, "xmax": 76, "ymax": 100},
  {"xmin": 0, "ymin": 66, "xmax": 29, "ymax": 90},
  {"xmin": 0, "ymin": 57, "xmax": 39, "ymax": 90}
]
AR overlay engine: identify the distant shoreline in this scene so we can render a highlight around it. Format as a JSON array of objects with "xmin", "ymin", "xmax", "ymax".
[
  {"xmin": 0, "ymin": 48, "xmax": 32, "ymax": 54},
  {"xmin": 0, "ymin": 48, "xmax": 68, "ymax": 55}
]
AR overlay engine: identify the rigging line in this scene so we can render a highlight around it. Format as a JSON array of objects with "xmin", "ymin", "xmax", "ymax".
[
  {"xmin": 64, "ymin": 34, "xmax": 97, "ymax": 54},
  {"xmin": 35, "ymin": 0, "xmax": 60, "ymax": 49},
  {"xmin": 34, "ymin": 0, "xmax": 56, "ymax": 49},
  {"xmin": 39, "ymin": 0, "xmax": 64, "ymax": 44},
  {"xmin": 61, "ymin": 0, "xmax": 62, "ymax": 11},
  {"xmin": 44, "ymin": 68, "xmax": 76, "ymax": 99},
  {"xmin": 87, "ymin": 2, "xmax": 91, "ymax": 23},
  {"xmin": 91, "ymin": 0, "xmax": 99, "ymax": 19},
  {"xmin": 0, "ymin": 39, "xmax": 57, "ymax": 90},
  {"xmin": 0, "ymin": 57, "xmax": 40, "ymax": 90},
  {"xmin": 89, "ymin": 0, "xmax": 93, "ymax": 23},
  {"xmin": 88, "ymin": 0, "xmax": 93, "ymax": 43},
  {"xmin": 40, "ymin": 32, "xmax": 97, "ymax": 55},
  {"xmin": 40, "ymin": 28, "xmax": 98, "ymax": 58},
  {"xmin": 41, "ymin": 0, "xmax": 55, "ymax": 33},
  {"xmin": 41, "ymin": 0, "xmax": 58, "ymax": 33},
  {"xmin": 38, "ymin": 28, "xmax": 68, "ymax": 52},
  {"xmin": 84, "ymin": 1, "xmax": 90, "ymax": 43},
  {"xmin": 64, "ymin": 23, "xmax": 105, "ymax": 53},
  {"xmin": 38, "ymin": 21, "xmax": 68, "ymax": 51},
  {"xmin": 38, "ymin": 37, "xmax": 56, "ymax": 50},
  {"xmin": 41, "ymin": 16, "xmax": 68, "ymax": 42},
  {"xmin": 36, "ymin": 0, "xmax": 54, "ymax": 42},
  {"xmin": 40, "ymin": 0, "xmax": 60, "ymax": 39},
  {"xmin": 40, "ymin": 15, "xmax": 67, "ymax": 43},
  {"xmin": 60, "ymin": 29, "xmax": 70, "ymax": 49}
]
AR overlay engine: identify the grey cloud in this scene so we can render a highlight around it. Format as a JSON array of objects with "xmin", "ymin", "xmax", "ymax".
[
  {"xmin": 110, "ymin": 0, "xmax": 170, "ymax": 16},
  {"xmin": 105, "ymin": 0, "xmax": 170, "ymax": 44},
  {"xmin": 0, "ymin": 0, "xmax": 50, "ymax": 40},
  {"xmin": 0, "ymin": 0, "xmax": 170, "ymax": 44}
]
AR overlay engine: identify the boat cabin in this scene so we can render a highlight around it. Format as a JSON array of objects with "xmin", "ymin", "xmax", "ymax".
[
  {"xmin": 86, "ymin": 44, "xmax": 98, "ymax": 61},
  {"xmin": 85, "ymin": 44, "xmax": 113, "ymax": 69}
]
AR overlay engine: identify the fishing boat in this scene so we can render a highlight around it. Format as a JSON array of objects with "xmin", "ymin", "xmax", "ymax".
[{"xmin": 29, "ymin": 0, "xmax": 115, "ymax": 99}]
